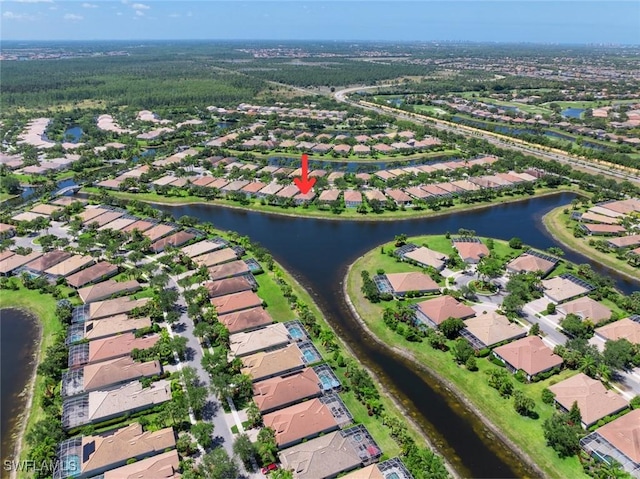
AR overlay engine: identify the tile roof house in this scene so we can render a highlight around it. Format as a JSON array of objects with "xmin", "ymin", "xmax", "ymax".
[
  {"xmin": 69, "ymin": 333, "xmax": 160, "ymax": 368},
  {"xmin": 229, "ymin": 323, "xmax": 291, "ymax": 357},
  {"xmin": 180, "ymin": 239, "xmax": 226, "ymax": 258},
  {"xmin": 73, "ymin": 314, "xmax": 151, "ymax": 343},
  {"xmin": 278, "ymin": 427, "xmax": 381, "ymax": 479},
  {"xmin": 0, "ymin": 223, "xmax": 16, "ymax": 238},
  {"xmin": 78, "ymin": 279, "xmax": 141, "ymax": 304},
  {"xmin": 364, "ymin": 190, "xmax": 387, "ymax": 202},
  {"xmin": 150, "ymin": 231, "xmax": 196, "ymax": 253},
  {"xmin": 218, "ymin": 306, "xmax": 273, "ymax": 334},
  {"xmin": 414, "ymin": 295, "xmax": 476, "ymax": 328},
  {"xmin": 121, "ymin": 220, "xmax": 155, "ymax": 234},
  {"xmin": 559, "ymin": 297, "xmax": 613, "ymax": 324},
  {"xmin": 204, "ymin": 276, "xmax": 254, "ymax": 298},
  {"xmin": 0, "ymin": 251, "xmax": 43, "ymax": 276},
  {"xmin": 542, "ymin": 276, "xmax": 591, "ymax": 303},
  {"xmin": 452, "ymin": 240, "xmax": 490, "ymax": 264},
  {"xmin": 462, "ymin": 311, "xmax": 527, "ymax": 349},
  {"xmin": 30, "ymin": 204, "xmax": 61, "ymax": 216},
  {"xmin": 208, "ymin": 259, "xmax": 251, "ymax": 281},
  {"xmin": 241, "ymin": 343, "xmax": 305, "ymax": 382},
  {"xmin": 45, "ymin": 255, "xmax": 94, "ymax": 278},
  {"xmin": 319, "ymin": 189, "xmax": 341, "ymax": 203},
  {"xmin": 211, "ymin": 290, "xmax": 263, "ymax": 315},
  {"xmin": 194, "ymin": 248, "xmax": 239, "ymax": 267},
  {"xmin": 88, "ymin": 296, "xmax": 151, "ymax": 320},
  {"xmin": 253, "ymin": 367, "xmax": 323, "ymax": 413},
  {"xmin": 549, "ymin": 373, "xmax": 629, "ymax": 428},
  {"xmin": 62, "ymin": 380, "xmax": 172, "ymax": 429},
  {"xmin": 65, "ymin": 262, "xmax": 118, "ymax": 288},
  {"xmin": 402, "ymin": 246, "xmax": 447, "ymax": 270},
  {"xmin": 78, "ymin": 207, "xmax": 110, "ymax": 223},
  {"xmin": 101, "ymin": 450, "xmax": 180, "ymax": 479},
  {"xmin": 62, "ymin": 356, "xmax": 161, "ymax": 397},
  {"xmin": 263, "ymin": 398, "xmax": 340, "ymax": 448},
  {"xmin": 506, "ymin": 252, "xmax": 557, "ymax": 276},
  {"xmin": 24, "ymin": 250, "xmax": 72, "ymax": 273},
  {"xmin": 142, "ymin": 224, "xmax": 175, "ymax": 242},
  {"xmin": 595, "ymin": 318, "xmax": 640, "ymax": 344},
  {"xmin": 581, "ymin": 409, "xmax": 640, "ymax": 477},
  {"xmin": 580, "ymin": 223, "xmax": 626, "ymax": 236},
  {"xmin": 493, "ymin": 336, "xmax": 563, "ymax": 381},
  {"xmin": 87, "ymin": 211, "xmax": 124, "ymax": 228},
  {"xmin": 54, "ymin": 423, "xmax": 175, "ymax": 479},
  {"xmin": 97, "ymin": 217, "xmax": 136, "ymax": 232},
  {"xmin": 344, "ymin": 190, "xmax": 363, "ymax": 207},
  {"xmin": 607, "ymin": 235, "xmax": 640, "ymax": 249},
  {"xmin": 384, "ymin": 272, "xmax": 440, "ymax": 297},
  {"xmin": 385, "ymin": 189, "xmax": 412, "ymax": 206}
]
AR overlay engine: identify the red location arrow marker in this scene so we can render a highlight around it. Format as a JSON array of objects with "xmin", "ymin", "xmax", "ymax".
[{"xmin": 293, "ymin": 153, "xmax": 316, "ymax": 194}]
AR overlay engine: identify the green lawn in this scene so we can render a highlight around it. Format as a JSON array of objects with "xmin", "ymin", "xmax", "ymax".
[
  {"xmin": 543, "ymin": 206, "xmax": 640, "ymax": 281},
  {"xmin": 346, "ymin": 238, "xmax": 589, "ymax": 479},
  {"xmin": 0, "ymin": 282, "xmax": 64, "ymax": 473},
  {"xmin": 254, "ymin": 272, "xmax": 296, "ymax": 322}
]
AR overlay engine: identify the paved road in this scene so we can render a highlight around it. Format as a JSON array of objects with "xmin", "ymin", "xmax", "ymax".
[{"xmin": 334, "ymin": 86, "xmax": 640, "ymax": 184}]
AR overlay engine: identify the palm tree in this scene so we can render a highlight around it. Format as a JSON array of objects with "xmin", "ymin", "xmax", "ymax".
[{"xmin": 579, "ymin": 355, "xmax": 597, "ymax": 378}]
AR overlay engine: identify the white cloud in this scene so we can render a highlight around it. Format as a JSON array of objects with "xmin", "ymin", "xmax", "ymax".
[
  {"xmin": 63, "ymin": 13, "xmax": 83, "ymax": 20},
  {"xmin": 131, "ymin": 3, "xmax": 149, "ymax": 10},
  {"xmin": 135, "ymin": 9, "xmax": 143, "ymax": 16},
  {"xmin": 2, "ymin": 11, "xmax": 34, "ymax": 19},
  {"xmin": 81, "ymin": 2, "xmax": 98, "ymax": 8},
  {"xmin": 116, "ymin": 11, "xmax": 123, "ymax": 15}
]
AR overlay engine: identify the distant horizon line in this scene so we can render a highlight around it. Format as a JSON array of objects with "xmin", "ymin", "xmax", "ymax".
[{"xmin": 2, "ymin": 39, "xmax": 639, "ymax": 47}]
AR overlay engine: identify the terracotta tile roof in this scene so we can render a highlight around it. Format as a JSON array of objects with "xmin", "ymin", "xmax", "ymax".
[
  {"xmin": 79, "ymin": 207, "xmax": 110, "ymax": 223},
  {"xmin": 150, "ymin": 230, "xmax": 196, "ymax": 252},
  {"xmin": 121, "ymin": 220, "xmax": 155, "ymax": 234},
  {"xmin": 592, "ymin": 408, "xmax": 640, "ymax": 463},
  {"xmin": 74, "ymin": 423, "xmax": 175, "ymax": 477},
  {"xmin": 596, "ymin": 318, "xmax": 640, "ymax": 344},
  {"xmin": 88, "ymin": 296, "xmax": 151, "ymax": 320},
  {"xmin": 81, "ymin": 356, "xmax": 160, "ymax": 392},
  {"xmin": 88, "ymin": 211, "xmax": 124, "ymax": 228},
  {"xmin": 581, "ymin": 223, "xmax": 626, "ymax": 235},
  {"xmin": 344, "ymin": 190, "xmax": 362, "ymax": 203},
  {"xmin": 559, "ymin": 297, "xmax": 612, "ymax": 324},
  {"xmin": 264, "ymin": 398, "xmax": 339, "ymax": 447},
  {"xmin": 44, "ymin": 254, "xmax": 94, "ymax": 277},
  {"xmin": 78, "ymin": 279, "xmax": 141, "ymax": 304},
  {"xmin": 463, "ymin": 311, "xmax": 527, "ymax": 348},
  {"xmin": 364, "ymin": 190, "xmax": 386, "ymax": 202},
  {"xmin": 319, "ymin": 189, "xmax": 341, "ymax": 202},
  {"xmin": 549, "ymin": 373, "xmax": 629, "ymax": 427},
  {"xmin": 194, "ymin": 248, "xmax": 238, "ymax": 267},
  {"xmin": 253, "ymin": 368, "xmax": 322, "ymax": 413},
  {"xmin": 494, "ymin": 336, "xmax": 563, "ymax": 377},
  {"xmin": 87, "ymin": 333, "xmax": 160, "ymax": 364},
  {"xmin": 208, "ymin": 260, "xmax": 250, "ymax": 280},
  {"xmin": 180, "ymin": 239, "xmax": 226, "ymax": 258},
  {"xmin": 204, "ymin": 276, "xmax": 253, "ymax": 298},
  {"xmin": 403, "ymin": 246, "xmax": 446, "ymax": 270},
  {"xmin": 507, "ymin": 253, "xmax": 556, "ymax": 275},
  {"xmin": 0, "ymin": 251, "xmax": 43, "ymax": 275},
  {"xmin": 66, "ymin": 261, "xmax": 118, "ymax": 288},
  {"xmin": 97, "ymin": 217, "xmax": 136, "ymax": 231},
  {"xmin": 340, "ymin": 464, "xmax": 384, "ymax": 479},
  {"xmin": 143, "ymin": 224, "xmax": 175, "ymax": 242},
  {"xmin": 241, "ymin": 343, "xmax": 305, "ymax": 382},
  {"xmin": 453, "ymin": 241, "xmax": 490, "ymax": 263},
  {"xmin": 230, "ymin": 323, "xmax": 290, "ymax": 357},
  {"xmin": 542, "ymin": 276, "xmax": 590, "ymax": 303},
  {"xmin": 581, "ymin": 212, "xmax": 620, "ymax": 225},
  {"xmin": 218, "ymin": 306, "xmax": 273, "ymax": 334},
  {"xmin": 385, "ymin": 272, "xmax": 439, "ymax": 294},
  {"xmin": 82, "ymin": 314, "xmax": 151, "ymax": 342},
  {"xmin": 102, "ymin": 450, "xmax": 180, "ymax": 479},
  {"xmin": 24, "ymin": 250, "xmax": 72, "ymax": 273},
  {"xmin": 211, "ymin": 290, "xmax": 262, "ymax": 315},
  {"xmin": 607, "ymin": 235, "xmax": 640, "ymax": 248},
  {"xmin": 416, "ymin": 295, "xmax": 476, "ymax": 325},
  {"xmin": 30, "ymin": 204, "xmax": 61, "ymax": 216}
]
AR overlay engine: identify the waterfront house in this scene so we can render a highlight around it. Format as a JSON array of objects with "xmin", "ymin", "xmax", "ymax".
[
  {"xmin": 150, "ymin": 231, "xmax": 196, "ymax": 253},
  {"xmin": 241, "ymin": 343, "xmax": 305, "ymax": 382},
  {"xmin": 253, "ymin": 368, "xmax": 323, "ymax": 413},
  {"xmin": 493, "ymin": 336, "xmax": 562, "ymax": 381},
  {"xmin": 278, "ymin": 426, "xmax": 382, "ymax": 479},
  {"xmin": 62, "ymin": 356, "xmax": 161, "ymax": 397},
  {"xmin": 101, "ymin": 450, "xmax": 180, "ymax": 479},
  {"xmin": 506, "ymin": 251, "xmax": 558, "ymax": 277},
  {"xmin": 68, "ymin": 314, "xmax": 151, "ymax": 344},
  {"xmin": 319, "ymin": 189, "xmax": 341, "ymax": 204},
  {"xmin": 229, "ymin": 323, "xmax": 291, "ymax": 357},
  {"xmin": 121, "ymin": 220, "xmax": 155, "ymax": 234},
  {"xmin": 383, "ymin": 272, "xmax": 440, "ymax": 297},
  {"xmin": 580, "ymin": 223, "xmax": 626, "ymax": 236},
  {"xmin": 414, "ymin": 295, "xmax": 476, "ymax": 328},
  {"xmin": 24, "ymin": 250, "xmax": 72, "ymax": 274},
  {"xmin": 559, "ymin": 297, "xmax": 613, "ymax": 324},
  {"xmin": 344, "ymin": 190, "xmax": 363, "ymax": 208},
  {"xmin": 452, "ymin": 238, "xmax": 490, "ymax": 264},
  {"xmin": 541, "ymin": 274, "xmax": 593, "ymax": 303},
  {"xmin": 607, "ymin": 235, "xmax": 640, "ymax": 249},
  {"xmin": 549, "ymin": 373, "xmax": 628, "ymax": 428},
  {"xmin": 581, "ymin": 409, "xmax": 640, "ymax": 477},
  {"xmin": 385, "ymin": 189, "xmax": 413, "ymax": 207},
  {"xmin": 143, "ymin": 224, "xmax": 175, "ymax": 242},
  {"xmin": 180, "ymin": 239, "xmax": 226, "ymax": 258},
  {"xmin": 218, "ymin": 306, "xmax": 273, "ymax": 334},
  {"xmin": 203, "ymin": 276, "xmax": 255, "ymax": 298},
  {"xmin": 193, "ymin": 248, "xmax": 239, "ymax": 268},
  {"xmin": 402, "ymin": 246, "xmax": 447, "ymax": 270},
  {"xmin": 88, "ymin": 296, "xmax": 151, "ymax": 320},
  {"xmin": 461, "ymin": 311, "xmax": 527, "ymax": 349},
  {"xmin": 45, "ymin": 255, "xmax": 95, "ymax": 278},
  {"xmin": 208, "ymin": 259, "xmax": 251, "ymax": 281},
  {"xmin": 62, "ymin": 380, "xmax": 172, "ymax": 430},
  {"xmin": 54, "ymin": 423, "xmax": 175, "ymax": 479},
  {"xmin": 363, "ymin": 189, "xmax": 387, "ymax": 204},
  {"xmin": 68, "ymin": 333, "xmax": 160, "ymax": 368},
  {"xmin": 78, "ymin": 279, "xmax": 141, "ymax": 304},
  {"xmin": 0, "ymin": 251, "xmax": 43, "ymax": 276},
  {"xmin": 211, "ymin": 290, "xmax": 263, "ymax": 315},
  {"xmin": 263, "ymin": 398, "xmax": 341, "ymax": 448}
]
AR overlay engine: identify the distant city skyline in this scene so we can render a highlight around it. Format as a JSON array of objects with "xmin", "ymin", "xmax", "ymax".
[{"xmin": 1, "ymin": 1, "xmax": 639, "ymax": 44}]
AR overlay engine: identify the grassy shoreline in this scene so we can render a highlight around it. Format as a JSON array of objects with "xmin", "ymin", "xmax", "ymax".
[
  {"xmin": 0, "ymin": 286, "xmax": 63, "ymax": 479},
  {"xmin": 84, "ymin": 186, "xmax": 578, "ymax": 222},
  {"xmin": 345, "ymin": 236, "xmax": 588, "ymax": 479},
  {"xmin": 542, "ymin": 206, "xmax": 640, "ymax": 281}
]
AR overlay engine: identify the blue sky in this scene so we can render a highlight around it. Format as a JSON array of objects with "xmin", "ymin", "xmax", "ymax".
[{"xmin": 1, "ymin": 1, "xmax": 639, "ymax": 44}]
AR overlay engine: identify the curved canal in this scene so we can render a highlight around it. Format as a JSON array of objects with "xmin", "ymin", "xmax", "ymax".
[{"xmin": 155, "ymin": 192, "xmax": 638, "ymax": 478}]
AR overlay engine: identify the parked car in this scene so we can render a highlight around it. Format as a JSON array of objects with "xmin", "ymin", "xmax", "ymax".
[{"xmin": 261, "ymin": 463, "xmax": 279, "ymax": 474}]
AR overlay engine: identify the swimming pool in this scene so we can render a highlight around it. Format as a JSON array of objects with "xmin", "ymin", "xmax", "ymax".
[{"xmin": 288, "ymin": 325, "xmax": 304, "ymax": 339}]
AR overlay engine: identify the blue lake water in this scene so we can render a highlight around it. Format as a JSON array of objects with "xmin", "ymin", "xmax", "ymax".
[
  {"xmin": 63, "ymin": 126, "xmax": 83, "ymax": 144},
  {"xmin": 561, "ymin": 108, "xmax": 585, "ymax": 119}
]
